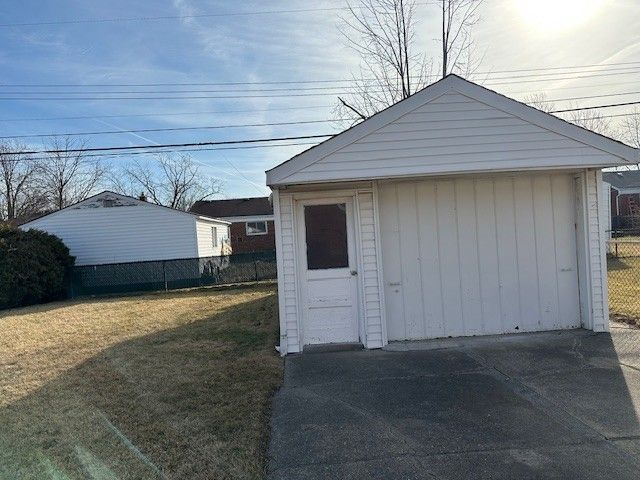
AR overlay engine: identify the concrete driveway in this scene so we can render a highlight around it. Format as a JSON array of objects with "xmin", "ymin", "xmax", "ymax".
[{"xmin": 268, "ymin": 325, "xmax": 640, "ymax": 479}]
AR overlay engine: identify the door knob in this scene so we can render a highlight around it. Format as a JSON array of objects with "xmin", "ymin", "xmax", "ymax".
[{"xmin": 350, "ymin": 270, "xmax": 358, "ymax": 276}]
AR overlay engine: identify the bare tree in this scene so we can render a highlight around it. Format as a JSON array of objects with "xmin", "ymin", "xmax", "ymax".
[
  {"xmin": 620, "ymin": 108, "xmax": 640, "ymax": 149},
  {"xmin": 119, "ymin": 153, "xmax": 222, "ymax": 211},
  {"xmin": 566, "ymin": 107, "xmax": 613, "ymax": 137},
  {"xmin": 337, "ymin": 0, "xmax": 432, "ymax": 121},
  {"xmin": 0, "ymin": 141, "xmax": 45, "ymax": 221},
  {"xmin": 522, "ymin": 93, "xmax": 555, "ymax": 113},
  {"xmin": 40, "ymin": 136, "xmax": 107, "ymax": 210},
  {"xmin": 441, "ymin": 0, "xmax": 483, "ymax": 78},
  {"xmin": 523, "ymin": 95, "xmax": 615, "ymax": 138},
  {"xmin": 337, "ymin": 0, "xmax": 483, "ymax": 121}
]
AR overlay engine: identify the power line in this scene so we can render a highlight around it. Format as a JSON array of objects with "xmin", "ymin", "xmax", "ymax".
[
  {"xmin": 4, "ymin": 91, "xmax": 640, "ymax": 138},
  {"xmin": 541, "ymin": 91, "xmax": 640, "ymax": 104},
  {"xmin": 0, "ymin": 118, "xmax": 350, "ymax": 140},
  {"xmin": 3, "ymin": 66, "xmax": 640, "ymax": 94},
  {"xmin": 13, "ymin": 134, "xmax": 334, "ymax": 156},
  {"xmin": 8, "ymin": 141, "xmax": 326, "ymax": 163},
  {"xmin": 0, "ymin": 2, "xmax": 438, "ymax": 28},
  {"xmin": 0, "ymin": 105, "xmax": 332, "ymax": 122},
  {"xmin": 3, "ymin": 61, "xmax": 640, "ymax": 87},
  {"xmin": 0, "ymin": 92, "xmax": 365, "ymax": 101},
  {"xmin": 550, "ymin": 101, "xmax": 640, "ymax": 113},
  {"xmin": 2, "ymin": 79, "xmax": 640, "ymax": 124},
  {"xmin": 3, "ymin": 70, "xmax": 640, "ymax": 101}
]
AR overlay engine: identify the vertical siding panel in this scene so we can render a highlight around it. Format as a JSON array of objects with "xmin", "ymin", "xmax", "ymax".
[
  {"xmin": 379, "ymin": 184, "xmax": 405, "ymax": 341},
  {"xmin": 455, "ymin": 179, "xmax": 483, "ymax": 336},
  {"xmin": 397, "ymin": 184, "xmax": 423, "ymax": 339},
  {"xmin": 416, "ymin": 181, "xmax": 445, "ymax": 338},
  {"xmin": 532, "ymin": 175, "xmax": 561, "ymax": 330},
  {"xmin": 494, "ymin": 178, "xmax": 521, "ymax": 333},
  {"xmin": 357, "ymin": 190, "xmax": 384, "ymax": 348},
  {"xmin": 475, "ymin": 179, "xmax": 502, "ymax": 334},
  {"xmin": 585, "ymin": 169, "xmax": 609, "ymax": 331},
  {"xmin": 552, "ymin": 175, "xmax": 581, "ymax": 328},
  {"xmin": 513, "ymin": 176, "xmax": 541, "ymax": 332},
  {"xmin": 437, "ymin": 180, "xmax": 464, "ymax": 337},
  {"xmin": 276, "ymin": 193, "xmax": 300, "ymax": 352}
]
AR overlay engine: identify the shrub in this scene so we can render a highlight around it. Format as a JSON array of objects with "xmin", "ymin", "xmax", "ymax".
[{"xmin": 0, "ymin": 226, "xmax": 75, "ymax": 309}]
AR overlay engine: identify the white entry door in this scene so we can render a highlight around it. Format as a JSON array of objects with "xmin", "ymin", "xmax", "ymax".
[{"xmin": 297, "ymin": 198, "xmax": 359, "ymax": 345}]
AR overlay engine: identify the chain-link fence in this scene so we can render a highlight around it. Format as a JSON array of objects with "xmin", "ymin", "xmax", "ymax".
[
  {"xmin": 607, "ymin": 237, "xmax": 640, "ymax": 327},
  {"xmin": 69, "ymin": 250, "xmax": 277, "ymax": 297}
]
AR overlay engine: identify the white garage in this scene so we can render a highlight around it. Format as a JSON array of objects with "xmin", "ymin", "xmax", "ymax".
[{"xmin": 267, "ymin": 75, "xmax": 638, "ymax": 355}]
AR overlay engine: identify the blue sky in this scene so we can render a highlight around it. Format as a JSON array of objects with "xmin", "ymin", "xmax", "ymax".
[{"xmin": 1, "ymin": 0, "xmax": 640, "ymax": 198}]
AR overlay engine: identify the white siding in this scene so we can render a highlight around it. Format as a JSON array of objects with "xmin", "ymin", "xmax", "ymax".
[
  {"xmin": 195, "ymin": 219, "xmax": 229, "ymax": 257},
  {"xmin": 586, "ymin": 169, "xmax": 610, "ymax": 332},
  {"xmin": 356, "ymin": 190, "xmax": 385, "ymax": 348},
  {"xmin": 24, "ymin": 200, "xmax": 199, "ymax": 266},
  {"xmin": 274, "ymin": 191, "xmax": 301, "ymax": 353},
  {"xmin": 379, "ymin": 173, "xmax": 581, "ymax": 341},
  {"xmin": 267, "ymin": 76, "xmax": 636, "ymax": 186},
  {"xmin": 275, "ymin": 92, "xmax": 622, "ymax": 185}
]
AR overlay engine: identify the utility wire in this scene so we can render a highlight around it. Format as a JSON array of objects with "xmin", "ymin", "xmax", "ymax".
[
  {"xmin": 3, "ymin": 80, "xmax": 640, "ymax": 124},
  {"xmin": 4, "ymin": 91, "xmax": 640, "ymax": 138},
  {"xmin": 550, "ymin": 101, "xmax": 640, "ymax": 113},
  {"xmin": 0, "ymin": 105, "xmax": 332, "ymax": 122},
  {"xmin": 3, "ymin": 70, "xmax": 640, "ymax": 101},
  {"xmin": 3, "ymin": 61, "xmax": 640, "ymax": 87},
  {"xmin": 6, "ymin": 141, "xmax": 325, "ymax": 163},
  {"xmin": 0, "ymin": 118, "xmax": 351, "ymax": 139},
  {"xmin": 4, "ymin": 66, "xmax": 640, "ymax": 94},
  {"xmin": 13, "ymin": 134, "xmax": 335, "ymax": 156},
  {"xmin": 0, "ymin": 2, "xmax": 439, "ymax": 28}
]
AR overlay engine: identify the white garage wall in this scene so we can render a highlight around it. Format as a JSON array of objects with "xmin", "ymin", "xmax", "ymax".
[{"xmin": 379, "ymin": 173, "xmax": 581, "ymax": 340}]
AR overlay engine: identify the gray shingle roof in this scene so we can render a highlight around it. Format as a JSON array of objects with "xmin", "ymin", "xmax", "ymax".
[
  {"xmin": 190, "ymin": 197, "xmax": 272, "ymax": 218},
  {"xmin": 603, "ymin": 171, "xmax": 640, "ymax": 189}
]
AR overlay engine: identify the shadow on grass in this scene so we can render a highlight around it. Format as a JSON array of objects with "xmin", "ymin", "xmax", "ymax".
[
  {"xmin": 607, "ymin": 256, "xmax": 634, "ymax": 271},
  {"xmin": 0, "ymin": 290, "xmax": 283, "ymax": 480}
]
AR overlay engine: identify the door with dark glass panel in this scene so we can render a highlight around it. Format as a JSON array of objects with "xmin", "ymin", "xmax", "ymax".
[{"xmin": 297, "ymin": 198, "xmax": 359, "ymax": 345}]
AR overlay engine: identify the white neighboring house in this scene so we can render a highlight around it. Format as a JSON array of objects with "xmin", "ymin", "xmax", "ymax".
[
  {"xmin": 20, "ymin": 191, "xmax": 230, "ymax": 266},
  {"xmin": 267, "ymin": 74, "xmax": 639, "ymax": 355}
]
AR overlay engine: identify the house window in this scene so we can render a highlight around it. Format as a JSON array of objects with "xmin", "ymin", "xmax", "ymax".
[
  {"xmin": 211, "ymin": 226, "xmax": 218, "ymax": 248},
  {"xmin": 246, "ymin": 221, "xmax": 268, "ymax": 236}
]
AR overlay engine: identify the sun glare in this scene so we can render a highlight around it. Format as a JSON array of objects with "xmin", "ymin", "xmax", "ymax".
[{"xmin": 516, "ymin": 0, "xmax": 605, "ymax": 32}]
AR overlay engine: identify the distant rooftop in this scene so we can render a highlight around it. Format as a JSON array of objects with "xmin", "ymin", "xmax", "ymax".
[
  {"xmin": 603, "ymin": 171, "xmax": 640, "ymax": 190},
  {"xmin": 190, "ymin": 196, "xmax": 273, "ymax": 218}
]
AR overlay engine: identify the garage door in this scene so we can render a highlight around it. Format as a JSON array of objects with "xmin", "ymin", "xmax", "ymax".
[{"xmin": 379, "ymin": 174, "xmax": 581, "ymax": 341}]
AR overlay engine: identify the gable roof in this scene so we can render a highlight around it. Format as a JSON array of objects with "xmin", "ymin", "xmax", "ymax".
[
  {"xmin": 603, "ymin": 170, "xmax": 640, "ymax": 190},
  {"xmin": 190, "ymin": 197, "xmax": 273, "ymax": 218},
  {"xmin": 266, "ymin": 75, "xmax": 638, "ymax": 187},
  {"xmin": 21, "ymin": 191, "xmax": 230, "ymax": 227}
]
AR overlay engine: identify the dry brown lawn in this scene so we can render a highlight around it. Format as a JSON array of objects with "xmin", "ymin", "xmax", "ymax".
[{"xmin": 0, "ymin": 283, "xmax": 282, "ymax": 480}]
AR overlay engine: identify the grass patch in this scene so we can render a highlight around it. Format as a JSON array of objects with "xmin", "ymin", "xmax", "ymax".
[{"xmin": 0, "ymin": 284, "xmax": 282, "ymax": 479}]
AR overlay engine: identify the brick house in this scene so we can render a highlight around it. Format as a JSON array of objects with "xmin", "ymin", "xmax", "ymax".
[
  {"xmin": 190, "ymin": 197, "xmax": 275, "ymax": 254},
  {"xmin": 603, "ymin": 171, "xmax": 640, "ymax": 230}
]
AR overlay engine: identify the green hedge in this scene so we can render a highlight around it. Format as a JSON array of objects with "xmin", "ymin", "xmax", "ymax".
[{"xmin": 0, "ymin": 226, "xmax": 75, "ymax": 309}]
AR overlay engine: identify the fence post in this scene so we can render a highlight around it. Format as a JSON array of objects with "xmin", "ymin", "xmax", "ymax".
[
  {"xmin": 68, "ymin": 268, "xmax": 75, "ymax": 299},
  {"xmin": 162, "ymin": 260, "xmax": 168, "ymax": 292},
  {"xmin": 254, "ymin": 252, "xmax": 259, "ymax": 282}
]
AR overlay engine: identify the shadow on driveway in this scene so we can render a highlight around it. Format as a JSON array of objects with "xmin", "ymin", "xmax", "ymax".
[{"xmin": 268, "ymin": 327, "xmax": 640, "ymax": 480}]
